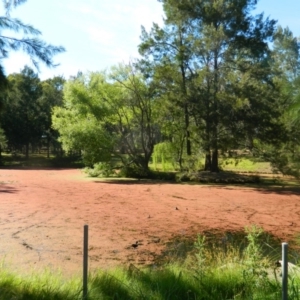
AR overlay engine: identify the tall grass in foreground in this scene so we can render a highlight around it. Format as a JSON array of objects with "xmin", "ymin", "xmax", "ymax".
[
  {"xmin": 0, "ymin": 268, "xmax": 82, "ymax": 299},
  {"xmin": 1, "ymin": 226, "xmax": 300, "ymax": 299}
]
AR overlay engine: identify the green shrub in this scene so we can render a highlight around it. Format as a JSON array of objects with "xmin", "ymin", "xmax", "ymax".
[
  {"xmin": 118, "ymin": 165, "xmax": 151, "ymax": 179},
  {"xmin": 152, "ymin": 142, "xmax": 179, "ymax": 171},
  {"xmin": 149, "ymin": 170, "xmax": 177, "ymax": 181},
  {"xmin": 84, "ymin": 162, "xmax": 113, "ymax": 177}
]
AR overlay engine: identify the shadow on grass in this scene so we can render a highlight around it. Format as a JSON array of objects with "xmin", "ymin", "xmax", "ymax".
[
  {"xmin": 90, "ymin": 272, "xmax": 133, "ymax": 299},
  {"xmin": 89, "ymin": 267, "xmax": 201, "ymax": 300},
  {"xmin": 221, "ymin": 185, "xmax": 300, "ymax": 195},
  {"xmin": 88, "ymin": 259, "xmax": 276, "ymax": 299},
  {"xmin": 1, "ymin": 155, "xmax": 84, "ymax": 170},
  {"xmin": 152, "ymin": 230, "xmax": 284, "ymax": 267}
]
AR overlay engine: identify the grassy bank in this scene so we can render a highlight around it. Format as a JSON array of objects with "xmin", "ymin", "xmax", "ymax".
[{"xmin": 1, "ymin": 227, "xmax": 300, "ymax": 299}]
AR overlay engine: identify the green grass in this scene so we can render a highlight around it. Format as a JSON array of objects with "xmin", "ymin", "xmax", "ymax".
[
  {"xmin": 149, "ymin": 156, "xmax": 273, "ymax": 174},
  {"xmin": 0, "ymin": 268, "xmax": 82, "ymax": 299},
  {"xmin": 2, "ymin": 227, "xmax": 300, "ymax": 299},
  {"xmin": 220, "ymin": 157, "xmax": 272, "ymax": 173}
]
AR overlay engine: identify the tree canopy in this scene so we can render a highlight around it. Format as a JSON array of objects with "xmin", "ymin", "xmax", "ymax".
[
  {"xmin": 1, "ymin": 0, "xmax": 300, "ymax": 177},
  {"xmin": 139, "ymin": 0, "xmax": 282, "ymax": 172}
]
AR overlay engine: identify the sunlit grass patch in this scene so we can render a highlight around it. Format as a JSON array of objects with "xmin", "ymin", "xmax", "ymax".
[{"xmin": 220, "ymin": 157, "xmax": 272, "ymax": 173}]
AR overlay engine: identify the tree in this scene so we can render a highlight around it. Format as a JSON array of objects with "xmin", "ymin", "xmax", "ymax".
[
  {"xmin": 3, "ymin": 0, "xmax": 27, "ymax": 14},
  {"xmin": 52, "ymin": 72, "xmax": 117, "ymax": 166},
  {"xmin": 139, "ymin": 5, "xmax": 196, "ymax": 159},
  {"xmin": 260, "ymin": 26, "xmax": 300, "ymax": 176},
  {"xmin": 109, "ymin": 62, "xmax": 159, "ymax": 174},
  {"xmin": 39, "ymin": 76, "xmax": 65, "ymax": 157},
  {"xmin": 0, "ymin": 0, "xmax": 65, "ymax": 77},
  {"xmin": 0, "ymin": 126, "xmax": 7, "ymax": 161},
  {"xmin": 0, "ymin": 0, "xmax": 65, "ymax": 123},
  {"xmin": 140, "ymin": 0, "xmax": 279, "ymax": 172},
  {"xmin": 1, "ymin": 66, "xmax": 44, "ymax": 158},
  {"xmin": 272, "ymin": 26, "xmax": 300, "ymax": 123},
  {"xmin": 0, "ymin": 15, "xmax": 65, "ymax": 72},
  {"xmin": 52, "ymin": 64, "xmax": 159, "ymax": 175}
]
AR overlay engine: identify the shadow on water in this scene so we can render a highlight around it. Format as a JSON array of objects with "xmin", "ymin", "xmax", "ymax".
[
  {"xmin": 0, "ymin": 185, "xmax": 18, "ymax": 193},
  {"xmin": 93, "ymin": 179, "xmax": 176, "ymax": 185},
  {"xmin": 217, "ymin": 185, "xmax": 300, "ymax": 195},
  {"xmin": 93, "ymin": 177, "xmax": 300, "ymax": 195}
]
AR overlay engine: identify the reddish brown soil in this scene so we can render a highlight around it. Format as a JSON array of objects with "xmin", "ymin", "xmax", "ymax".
[{"xmin": 0, "ymin": 168, "xmax": 300, "ymax": 277}]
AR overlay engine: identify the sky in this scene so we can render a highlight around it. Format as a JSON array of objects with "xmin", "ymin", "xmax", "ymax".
[{"xmin": 1, "ymin": 0, "xmax": 300, "ymax": 80}]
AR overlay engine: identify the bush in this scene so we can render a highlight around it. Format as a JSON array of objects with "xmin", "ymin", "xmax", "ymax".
[
  {"xmin": 149, "ymin": 170, "xmax": 177, "ymax": 181},
  {"xmin": 175, "ymin": 171, "xmax": 261, "ymax": 184},
  {"xmin": 118, "ymin": 165, "xmax": 151, "ymax": 179},
  {"xmin": 84, "ymin": 162, "xmax": 113, "ymax": 177}
]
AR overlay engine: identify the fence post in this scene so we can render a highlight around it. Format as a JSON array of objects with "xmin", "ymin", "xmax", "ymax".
[
  {"xmin": 83, "ymin": 225, "xmax": 89, "ymax": 300},
  {"xmin": 282, "ymin": 242, "xmax": 288, "ymax": 300}
]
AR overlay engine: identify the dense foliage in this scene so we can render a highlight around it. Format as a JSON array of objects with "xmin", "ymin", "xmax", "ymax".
[
  {"xmin": 1, "ymin": 0, "xmax": 300, "ymax": 177},
  {"xmin": 0, "ymin": 67, "xmax": 64, "ymax": 158},
  {"xmin": 0, "ymin": 0, "xmax": 65, "ymax": 158}
]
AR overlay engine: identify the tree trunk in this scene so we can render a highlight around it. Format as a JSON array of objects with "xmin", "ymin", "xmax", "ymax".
[
  {"xmin": 179, "ymin": 27, "xmax": 191, "ymax": 157},
  {"xmin": 204, "ymin": 118, "xmax": 211, "ymax": 171},
  {"xmin": 211, "ymin": 149, "xmax": 219, "ymax": 172},
  {"xmin": 178, "ymin": 136, "xmax": 185, "ymax": 171},
  {"xmin": 204, "ymin": 152, "xmax": 211, "ymax": 171},
  {"xmin": 25, "ymin": 143, "xmax": 29, "ymax": 160},
  {"xmin": 47, "ymin": 136, "xmax": 50, "ymax": 159},
  {"xmin": 184, "ymin": 103, "xmax": 191, "ymax": 156}
]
